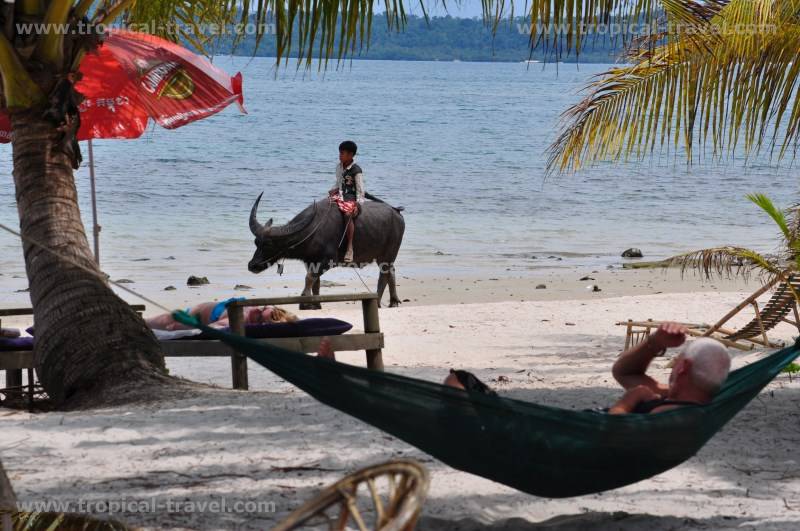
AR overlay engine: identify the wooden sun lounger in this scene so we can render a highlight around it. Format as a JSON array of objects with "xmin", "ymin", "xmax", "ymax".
[
  {"xmin": 618, "ymin": 274, "xmax": 800, "ymax": 351},
  {"xmin": 161, "ymin": 293, "xmax": 385, "ymax": 390},
  {"xmin": 616, "ymin": 319, "xmax": 765, "ymax": 351},
  {"xmin": 1, "ymin": 294, "xmax": 384, "ymax": 404},
  {"xmin": 0, "ymin": 306, "xmax": 147, "ymax": 407}
]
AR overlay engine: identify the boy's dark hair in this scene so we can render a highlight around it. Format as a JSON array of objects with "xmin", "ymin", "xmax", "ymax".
[{"xmin": 339, "ymin": 140, "xmax": 358, "ymax": 155}]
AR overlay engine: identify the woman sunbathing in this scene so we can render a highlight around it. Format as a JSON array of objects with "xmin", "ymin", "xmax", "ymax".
[{"xmin": 146, "ymin": 298, "xmax": 298, "ymax": 331}]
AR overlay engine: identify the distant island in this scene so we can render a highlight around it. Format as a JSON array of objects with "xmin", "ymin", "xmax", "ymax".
[{"xmin": 211, "ymin": 14, "xmax": 628, "ymax": 63}]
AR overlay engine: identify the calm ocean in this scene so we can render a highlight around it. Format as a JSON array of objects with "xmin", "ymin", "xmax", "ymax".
[{"xmin": 1, "ymin": 58, "xmax": 798, "ymax": 295}]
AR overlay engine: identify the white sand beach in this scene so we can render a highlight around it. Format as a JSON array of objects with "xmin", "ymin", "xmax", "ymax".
[{"xmin": 3, "ymin": 272, "xmax": 800, "ymax": 530}]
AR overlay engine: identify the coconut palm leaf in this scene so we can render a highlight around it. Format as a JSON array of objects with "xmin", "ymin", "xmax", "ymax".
[
  {"xmin": 10, "ymin": 0, "xmax": 697, "ymax": 74},
  {"xmin": 785, "ymin": 204, "xmax": 800, "ymax": 257},
  {"xmin": 747, "ymin": 193, "xmax": 792, "ymax": 242},
  {"xmin": 666, "ymin": 246, "xmax": 783, "ymax": 282},
  {"xmin": 119, "ymin": 0, "xmax": 679, "ymax": 66},
  {"xmin": 548, "ymin": 0, "xmax": 800, "ymax": 171}
]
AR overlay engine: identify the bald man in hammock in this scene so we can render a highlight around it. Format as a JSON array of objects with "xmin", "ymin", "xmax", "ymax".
[
  {"xmin": 609, "ymin": 322, "xmax": 731, "ymax": 414},
  {"xmin": 317, "ymin": 322, "xmax": 731, "ymax": 413}
]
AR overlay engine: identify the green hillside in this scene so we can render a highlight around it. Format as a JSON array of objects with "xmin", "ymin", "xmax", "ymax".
[{"xmin": 213, "ymin": 15, "xmax": 628, "ymax": 63}]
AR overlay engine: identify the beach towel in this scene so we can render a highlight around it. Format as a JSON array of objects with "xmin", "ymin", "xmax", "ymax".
[{"xmin": 7, "ymin": 319, "xmax": 351, "ymax": 354}]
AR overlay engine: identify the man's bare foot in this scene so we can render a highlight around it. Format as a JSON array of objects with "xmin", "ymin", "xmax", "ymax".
[
  {"xmin": 318, "ymin": 337, "xmax": 336, "ymax": 360},
  {"xmin": 344, "ymin": 248, "xmax": 354, "ymax": 263}
]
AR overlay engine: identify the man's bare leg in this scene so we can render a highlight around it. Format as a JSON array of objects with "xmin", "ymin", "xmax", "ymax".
[{"xmin": 318, "ymin": 337, "xmax": 336, "ymax": 360}]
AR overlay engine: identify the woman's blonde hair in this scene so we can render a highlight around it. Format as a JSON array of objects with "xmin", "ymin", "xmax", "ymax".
[{"xmin": 270, "ymin": 306, "xmax": 298, "ymax": 323}]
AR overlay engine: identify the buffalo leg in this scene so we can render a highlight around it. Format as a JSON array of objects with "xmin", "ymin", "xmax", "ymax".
[
  {"xmin": 299, "ymin": 270, "xmax": 322, "ymax": 310},
  {"xmin": 312, "ymin": 276, "xmax": 321, "ymax": 296},
  {"xmin": 388, "ymin": 264, "xmax": 401, "ymax": 307},
  {"xmin": 309, "ymin": 276, "xmax": 322, "ymax": 309},
  {"xmin": 376, "ymin": 270, "xmax": 389, "ymax": 308}
]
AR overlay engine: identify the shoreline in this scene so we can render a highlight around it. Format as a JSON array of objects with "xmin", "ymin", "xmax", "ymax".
[{"xmin": 0, "ymin": 265, "xmax": 761, "ymax": 320}]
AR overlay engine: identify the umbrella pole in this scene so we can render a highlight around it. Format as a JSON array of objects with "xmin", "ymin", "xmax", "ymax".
[{"xmin": 88, "ymin": 139, "xmax": 100, "ymax": 265}]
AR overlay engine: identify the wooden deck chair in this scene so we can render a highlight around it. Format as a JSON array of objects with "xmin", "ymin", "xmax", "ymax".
[
  {"xmin": 273, "ymin": 460, "xmax": 430, "ymax": 531},
  {"xmin": 711, "ymin": 274, "xmax": 800, "ymax": 346},
  {"xmin": 619, "ymin": 274, "xmax": 800, "ymax": 351}
]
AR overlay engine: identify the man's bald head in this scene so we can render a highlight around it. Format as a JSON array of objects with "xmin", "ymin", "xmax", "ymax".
[{"xmin": 679, "ymin": 338, "xmax": 731, "ymax": 394}]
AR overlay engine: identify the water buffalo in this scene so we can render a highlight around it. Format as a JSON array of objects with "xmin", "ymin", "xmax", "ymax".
[{"xmin": 248, "ymin": 193, "xmax": 405, "ymax": 309}]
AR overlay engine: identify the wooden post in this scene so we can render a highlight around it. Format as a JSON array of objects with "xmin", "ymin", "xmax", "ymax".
[
  {"xmin": 0, "ymin": 458, "xmax": 16, "ymax": 515},
  {"xmin": 26, "ymin": 369, "xmax": 34, "ymax": 410},
  {"xmin": 88, "ymin": 139, "xmax": 101, "ymax": 265},
  {"xmin": 753, "ymin": 302, "xmax": 770, "ymax": 347},
  {"xmin": 624, "ymin": 320, "xmax": 632, "ymax": 350},
  {"xmin": 362, "ymin": 298, "xmax": 384, "ymax": 370},
  {"xmin": 228, "ymin": 305, "xmax": 249, "ymax": 390},
  {"xmin": 4, "ymin": 370, "xmax": 22, "ymax": 403}
]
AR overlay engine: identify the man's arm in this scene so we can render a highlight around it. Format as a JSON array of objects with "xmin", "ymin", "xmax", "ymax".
[
  {"xmin": 608, "ymin": 385, "xmax": 661, "ymax": 415},
  {"xmin": 330, "ymin": 165, "xmax": 342, "ymax": 195},
  {"xmin": 355, "ymin": 172, "xmax": 365, "ymax": 203},
  {"xmin": 611, "ymin": 322, "xmax": 687, "ymax": 393}
]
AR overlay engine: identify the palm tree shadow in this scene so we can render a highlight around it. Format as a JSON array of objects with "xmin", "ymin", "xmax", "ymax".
[{"xmin": 419, "ymin": 512, "xmax": 760, "ymax": 530}]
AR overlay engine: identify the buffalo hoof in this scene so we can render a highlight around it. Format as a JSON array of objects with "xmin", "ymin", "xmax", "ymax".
[
  {"xmin": 389, "ymin": 300, "xmax": 401, "ymax": 308},
  {"xmin": 299, "ymin": 303, "xmax": 322, "ymax": 310}
]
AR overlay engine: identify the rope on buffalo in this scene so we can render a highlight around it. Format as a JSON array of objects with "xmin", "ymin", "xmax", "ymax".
[
  {"xmin": 335, "ymin": 207, "xmax": 374, "ymax": 294},
  {"xmin": 258, "ymin": 200, "xmax": 331, "ymax": 269}
]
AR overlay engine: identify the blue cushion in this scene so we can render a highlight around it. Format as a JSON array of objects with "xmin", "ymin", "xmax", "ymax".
[
  {"xmin": 246, "ymin": 318, "xmax": 352, "ymax": 338},
  {"xmin": 0, "ymin": 337, "xmax": 33, "ymax": 352}
]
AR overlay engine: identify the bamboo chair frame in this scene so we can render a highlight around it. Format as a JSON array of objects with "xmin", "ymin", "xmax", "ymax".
[
  {"xmin": 273, "ymin": 460, "xmax": 430, "ymax": 531},
  {"xmin": 618, "ymin": 275, "xmax": 800, "ymax": 351}
]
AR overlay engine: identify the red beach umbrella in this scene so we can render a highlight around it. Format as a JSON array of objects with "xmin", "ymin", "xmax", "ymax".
[{"xmin": 0, "ymin": 29, "xmax": 246, "ymax": 262}]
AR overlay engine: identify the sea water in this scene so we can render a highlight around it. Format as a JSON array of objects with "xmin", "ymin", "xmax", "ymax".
[{"xmin": 0, "ymin": 58, "xmax": 797, "ymax": 294}]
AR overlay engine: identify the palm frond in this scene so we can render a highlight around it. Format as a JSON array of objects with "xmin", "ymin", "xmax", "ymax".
[
  {"xmin": 666, "ymin": 246, "xmax": 782, "ymax": 281},
  {"xmin": 548, "ymin": 0, "xmax": 800, "ymax": 171},
  {"xmin": 112, "ymin": 0, "xmax": 670, "ymax": 65},
  {"xmin": 785, "ymin": 204, "xmax": 800, "ymax": 258},
  {"xmin": 747, "ymin": 193, "xmax": 792, "ymax": 241}
]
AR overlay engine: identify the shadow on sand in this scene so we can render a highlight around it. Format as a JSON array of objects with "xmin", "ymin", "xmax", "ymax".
[{"xmin": 420, "ymin": 511, "xmax": 767, "ymax": 530}]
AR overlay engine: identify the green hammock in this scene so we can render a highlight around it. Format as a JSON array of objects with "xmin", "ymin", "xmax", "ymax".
[{"xmin": 174, "ymin": 311, "xmax": 800, "ymax": 498}]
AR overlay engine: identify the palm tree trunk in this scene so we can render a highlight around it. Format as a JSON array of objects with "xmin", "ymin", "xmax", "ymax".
[
  {"xmin": 0, "ymin": 458, "xmax": 15, "ymax": 511},
  {"xmin": 10, "ymin": 110, "xmax": 167, "ymax": 406}
]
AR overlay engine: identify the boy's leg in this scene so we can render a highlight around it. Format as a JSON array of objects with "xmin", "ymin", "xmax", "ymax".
[{"xmin": 344, "ymin": 214, "xmax": 355, "ymax": 262}]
